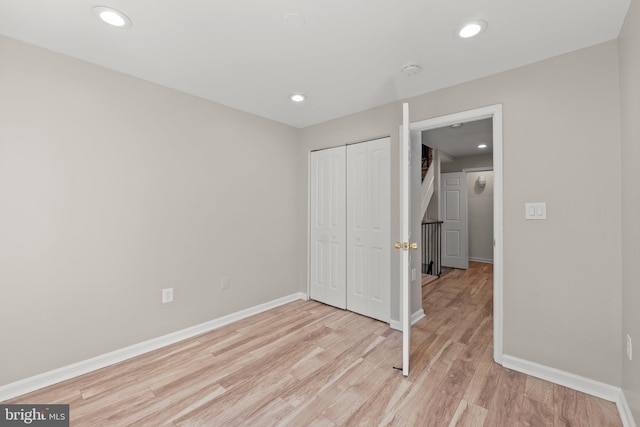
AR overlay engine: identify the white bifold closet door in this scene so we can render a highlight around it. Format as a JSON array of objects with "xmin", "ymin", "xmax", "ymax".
[
  {"xmin": 310, "ymin": 146, "xmax": 347, "ymax": 309},
  {"xmin": 346, "ymin": 139, "xmax": 390, "ymax": 322},
  {"xmin": 309, "ymin": 138, "xmax": 390, "ymax": 323}
]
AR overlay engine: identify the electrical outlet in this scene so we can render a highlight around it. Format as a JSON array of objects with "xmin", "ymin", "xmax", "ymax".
[
  {"xmin": 162, "ymin": 288, "xmax": 173, "ymax": 304},
  {"xmin": 221, "ymin": 276, "xmax": 230, "ymax": 290},
  {"xmin": 627, "ymin": 334, "xmax": 633, "ymax": 361}
]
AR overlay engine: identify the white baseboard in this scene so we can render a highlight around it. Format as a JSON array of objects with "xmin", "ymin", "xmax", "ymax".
[
  {"xmin": 389, "ymin": 309, "xmax": 425, "ymax": 331},
  {"xmin": 469, "ymin": 257, "xmax": 493, "ymax": 264},
  {"xmin": 617, "ymin": 389, "xmax": 638, "ymax": 427},
  {"xmin": 0, "ymin": 292, "xmax": 307, "ymax": 402},
  {"xmin": 502, "ymin": 354, "xmax": 637, "ymax": 427},
  {"xmin": 412, "ymin": 308, "xmax": 426, "ymax": 324},
  {"xmin": 502, "ymin": 354, "xmax": 620, "ymax": 402}
]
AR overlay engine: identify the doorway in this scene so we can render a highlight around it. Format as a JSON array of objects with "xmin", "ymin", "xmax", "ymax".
[{"xmin": 410, "ymin": 104, "xmax": 503, "ymax": 364}]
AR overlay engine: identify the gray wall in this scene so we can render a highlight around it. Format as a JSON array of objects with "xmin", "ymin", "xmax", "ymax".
[
  {"xmin": 619, "ymin": 0, "xmax": 640, "ymax": 420},
  {"xmin": 0, "ymin": 36, "xmax": 300, "ymax": 386},
  {"xmin": 300, "ymin": 40, "xmax": 622, "ymax": 385},
  {"xmin": 467, "ymin": 171, "xmax": 494, "ymax": 263}
]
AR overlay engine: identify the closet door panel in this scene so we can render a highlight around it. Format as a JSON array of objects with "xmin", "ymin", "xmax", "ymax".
[
  {"xmin": 310, "ymin": 147, "xmax": 346, "ymax": 309},
  {"xmin": 346, "ymin": 138, "xmax": 390, "ymax": 322}
]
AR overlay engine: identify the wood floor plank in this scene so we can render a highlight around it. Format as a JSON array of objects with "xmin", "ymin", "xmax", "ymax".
[
  {"xmin": 417, "ymin": 359, "xmax": 477, "ymax": 426},
  {"xmin": 482, "ymin": 368, "xmax": 527, "ymax": 426},
  {"xmin": 342, "ymin": 368, "xmax": 412, "ymax": 426},
  {"xmin": 520, "ymin": 396, "xmax": 554, "ymax": 427},
  {"xmin": 307, "ymin": 414, "xmax": 336, "ymax": 427},
  {"xmin": 449, "ymin": 399, "xmax": 488, "ymax": 427},
  {"xmin": 3, "ymin": 262, "xmax": 622, "ymax": 427},
  {"xmin": 554, "ymin": 384, "xmax": 591, "ymax": 427},
  {"xmin": 518, "ymin": 375, "xmax": 555, "ymax": 426},
  {"xmin": 103, "ymin": 382, "xmax": 226, "ymax": 426},
  {"xmin": 584, "ymin": 393, "xmax": 623, "ymax": 427},
  {"xmin": 466, "ymin": 353, "xmax": 503, "ymax": 410},
  {"xmin": 524, "ymin": 375, "xmax": 554, "ymax": 405}
]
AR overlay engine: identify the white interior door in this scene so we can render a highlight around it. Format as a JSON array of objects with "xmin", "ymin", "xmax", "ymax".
[
  {"xmin": 441, "ymin": 172, "xmax": 468, "ymax": 269},
  {"xmin": 310, "ymin": 147, "xmax": 346, "ymax": 308},
  {"xmin": 400, "ymin": 103, "xmax": 412, "ymax": 376},
  {"xmin": 346, "ymin": 138, "xmax": 390, "ymax": 322}
]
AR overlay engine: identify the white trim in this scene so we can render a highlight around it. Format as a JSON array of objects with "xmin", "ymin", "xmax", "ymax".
[
  {"xmin": 412, "ymin": 308, "xmax": 426, "ymax": 324},
  {"xmin": 469, "ymin": 257, "xmax": 493, "ymax": 264},
  {"xmin": 307, "ymin": 151, "xmax": 312, "ymax": 299},
  {"xmin": 502, "ymin": 354, "xmax": 620, "ymax": 402},
  {"xmin": 410, "ymin": 103, "xmax": 504, "ymax": 364},
  {"xmin": 503, "ymin": 354, "xmax": 638, "ymax": 426},
  {"xmin": 617, "ymin": 389, "xmax": 638, "ymax": 427},
  {"xmin": 0, "ymin": 292, "xmax": 307, "ymax": 402},
  {"xmin": 389, "ymin": 308, "xmax": 425, "ymax": 331}
]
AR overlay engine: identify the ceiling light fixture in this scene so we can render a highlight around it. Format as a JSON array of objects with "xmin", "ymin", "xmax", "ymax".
[
  {"xmin": 458, "ymin": 20, "xmax": 487, "ymax": 38},
  {"xmin": 290, "ymin": 93, "xmax": 306, "ymax": 103},
  {"xmin": 92, "ymin": 6, "xmax": 132, "ymax": 29},
  {"xmin": 478, "ymin": 144, "xmax": 488, "ymax": 149}
]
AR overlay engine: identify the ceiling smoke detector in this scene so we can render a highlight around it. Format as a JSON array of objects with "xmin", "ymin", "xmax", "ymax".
[{"xmin": 401, "ymin": 64, "xmax": 421, "ymax": 77}]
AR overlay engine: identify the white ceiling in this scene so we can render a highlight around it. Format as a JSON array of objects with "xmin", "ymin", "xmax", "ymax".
[
  {"xmin": 422, "ymin": 118, "xmax": 493, "ymax": 158},
  {"xmin": 0, "ymin": 0, "xmax": 631, "ymax": 128}
]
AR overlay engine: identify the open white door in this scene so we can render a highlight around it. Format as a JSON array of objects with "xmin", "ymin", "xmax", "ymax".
[{"xmin": 399, "ymin": 103, "xmax": 412, "ymax": 376}]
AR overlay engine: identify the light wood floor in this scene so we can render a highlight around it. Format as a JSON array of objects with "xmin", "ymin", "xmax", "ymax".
[{"xmin": 5, "ymin": 262, "xmax": 622, "ymax": 426}]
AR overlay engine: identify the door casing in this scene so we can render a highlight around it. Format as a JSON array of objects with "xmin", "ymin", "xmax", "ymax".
[{"xmin": 409, "ymin": 104, "xmax": 504, "ymax": 365}]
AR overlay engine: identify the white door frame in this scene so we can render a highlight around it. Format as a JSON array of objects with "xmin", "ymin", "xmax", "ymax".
[{"xmin": 410, "ymin": 104, "xmax": 504, "ymax": 365}]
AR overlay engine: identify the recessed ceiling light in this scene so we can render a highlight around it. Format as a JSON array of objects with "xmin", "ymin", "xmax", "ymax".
[
  {"xmin": 458, "ymin": 20, "xmax": 487, "ymax": 38},
  {"xmin": 478, "ymin": 144, "xmax": 488, "ymax": 149},
  {"xmin": 450, "ymin": 123, "xmax": 464, "ymax": 129},
  {"xmin": 92, "ymin": 6, "xmax": 132, "ymax": 29},
  {"xmin": 290, "ymin": 93, "xmax": 306, "ymax": 103}
]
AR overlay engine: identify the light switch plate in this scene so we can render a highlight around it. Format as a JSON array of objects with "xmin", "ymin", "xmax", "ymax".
[
  {"xmin": 162, "ymin": 288, "xmax": 174, "ymax": 304},
  {"xmin": 525, "ymin": 202, "xmax": 547, "ymax": 220}
]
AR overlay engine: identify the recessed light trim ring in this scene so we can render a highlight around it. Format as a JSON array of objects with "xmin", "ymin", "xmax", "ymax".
[
  {"xmin": 458, "ymin": 20, "xmax": 487, "ymax": 39},
  {"xmin": 290, "ymin": 93, "xmax": 306, "ymax": 103},
  {"xmin": 92, "ymin": 6, "xmax": 132, "ymax": 29}
]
